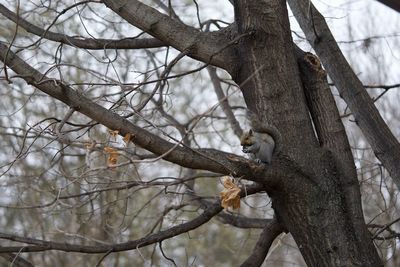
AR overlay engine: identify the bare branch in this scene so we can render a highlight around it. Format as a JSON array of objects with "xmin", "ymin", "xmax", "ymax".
[
  {"xmin": 0, "ymin": 200, "xmax": 223, "ymax": 253},
  {"xmin": 371, "ymin": 217, "xmax": 400, "ymax": 239},
  {"xmin": 0, "ymin": 41, "xmax": 296, "ymax": 186},
  {"xmin": 207, "ymin": 66, "xmax": 243, "ymax": 138},
  {"xmin": 0, "ymin": 41, "xmax": 226, "ymax": 173},
  {"xmin": 101, "ymin": 0, "xmax": 237, "ymax": 72},
  {"xmin": 0, "ymin": 185, "xmax": 263, "ymax": 254},
  {"xmin": 0, "ymin": 3, "xmax": 165, "ymax": 50},
  {"xmin": 328, "ymin": 82, "xmax": 400, "ymax": 90},
  {"xmin": 0, "ymin": 253, "xmax": 35, "ymax": 267},
  {"xmin": 240, "ymin": 219, "xmax": 284, "ymax": 267},
  {"xmin": 364, "ymin": 83, "xmax": 400, "ymax": 90}
]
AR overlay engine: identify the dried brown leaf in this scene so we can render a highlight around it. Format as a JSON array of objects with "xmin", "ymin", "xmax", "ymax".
[
  {"xmin": 104, "ymin": 146, "xmax": 119, "ymax": 167},
  {"xmin": 219, "ymin": 177, "xmax": 241, "ymax": 210}
]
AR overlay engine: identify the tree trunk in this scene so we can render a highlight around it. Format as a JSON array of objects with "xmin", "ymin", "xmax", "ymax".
[{"xmin": 232, "ymin": 1, "xmax": 382, "ymax": 266}]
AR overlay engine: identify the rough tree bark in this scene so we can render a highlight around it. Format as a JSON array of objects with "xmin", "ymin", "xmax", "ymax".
[
  {"xmin": 0, "ymin": 0, "xmax": 397, "ymax": 266},
  {"xmin": 231, "ymin": 1, "xmax": 382, "ymax": 266}
]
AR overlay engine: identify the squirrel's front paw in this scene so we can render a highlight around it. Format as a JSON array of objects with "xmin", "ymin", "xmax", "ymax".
[{"xmin": 242, "ymin": 146, "xmax": 250, "ymax": 153}]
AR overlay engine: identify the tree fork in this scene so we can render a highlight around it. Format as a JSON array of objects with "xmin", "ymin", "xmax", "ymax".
[{"xmin": 231, "ymin": 0, "xmax": 382, "ymax": 266}]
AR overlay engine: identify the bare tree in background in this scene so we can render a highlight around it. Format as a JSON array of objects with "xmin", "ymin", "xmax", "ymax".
[{"xmin": 0, "ymin": 0, "xmax": 399, "ymax": 266}]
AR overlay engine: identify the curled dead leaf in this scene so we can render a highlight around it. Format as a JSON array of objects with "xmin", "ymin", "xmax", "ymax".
[
  {"xmin": 219, "ymin": 177, "xmax": 241, "ymax": 210},
  {"xmin": 104, "ymin": 146, "xmax": 119, "ymax": 167}
]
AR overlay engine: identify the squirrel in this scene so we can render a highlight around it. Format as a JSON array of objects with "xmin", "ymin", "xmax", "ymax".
[{"xmin": 240, "ymin": 112, "xmax": 281, "ymax": 164}]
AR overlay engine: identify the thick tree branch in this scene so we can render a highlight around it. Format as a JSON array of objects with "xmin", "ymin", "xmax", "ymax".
[
  {"xmin": 0, "ymin": 187, "xmax": 262, "ymax": 254},
  {"xmin": 288, "ymin": 0, "xmax": 400, "ymax": 189},
  {"xmin": 0, "ymin": 42, "xmax": 294, "ymax": 187},
  {"xmin": 189, "ymin": 184, "xmax": 270, "ymax": 229},
  {"xmin": 240, "ymin": 219, "xmax": 284, "ymax": 267},
  {"xmin": 101, "ymin": 0, "xmax": 237, "ymax": 72},
  {"xmin": 0, "ymin": 200, "xmax": 223, "ymax": 253},
  {"xmin": 0, "ymin": 41, "xmax": 225, "ymax": 173},
  {"xmin": 0, "ymin": 3, "xmax": 165, "ymax": 50},
  {"xmin": 217, "ymin": 212, "xmax": 270, "ymax": 229},
  {"xmin": 296, "ymin": 50, "xmax": 381, "ymax": 266},
  {"xmin": 375, "ymin": 0, "xmax": 400, "ymax": 12}
]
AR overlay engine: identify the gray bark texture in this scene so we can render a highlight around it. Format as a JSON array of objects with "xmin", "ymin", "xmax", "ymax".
[{"xmin": 230, "ymin": 1, "xmax": 382, "ymax": 266}]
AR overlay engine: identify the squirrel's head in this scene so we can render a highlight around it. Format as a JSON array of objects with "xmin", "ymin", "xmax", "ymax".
[{"xmin": 240, "ymin": 129, "xmax": 255, "ymax": 146}]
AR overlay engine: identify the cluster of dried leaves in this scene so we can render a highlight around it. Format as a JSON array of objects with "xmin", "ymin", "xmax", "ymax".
[
  {"xmin": 220, "ymin": 177, "xmax": 241, "ymax": 210},
  {"xmin": 87, "ymin": 129, "xmax": 134, "ymax": 168}
]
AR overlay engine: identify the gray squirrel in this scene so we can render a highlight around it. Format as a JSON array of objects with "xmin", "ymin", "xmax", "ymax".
[{"xmin": 240, "ymin": 113, "xmax": 281, "ymax": 163}]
